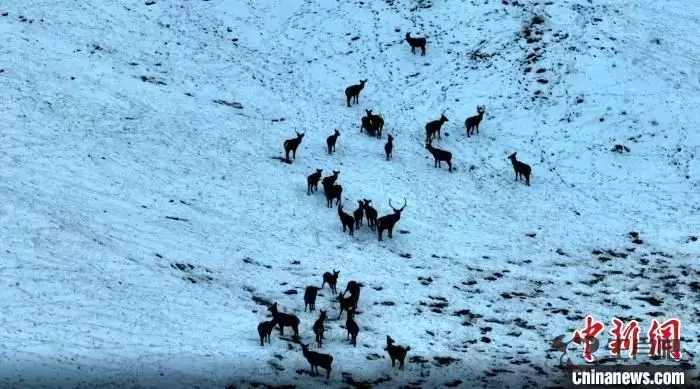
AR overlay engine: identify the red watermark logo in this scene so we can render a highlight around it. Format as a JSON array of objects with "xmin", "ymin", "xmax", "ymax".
[{"xmin": 553, "ymin": 316, "xmax": 683, "ymax": 366}]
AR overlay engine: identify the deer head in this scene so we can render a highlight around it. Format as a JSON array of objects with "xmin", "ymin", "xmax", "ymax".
[
  {"xmin": 333, "ymin": 129, "xmax": 340, "ymax": 136},
  {"xmin": 389, "ymin": 198, "xmax": 407, "ymax": 216},
  {"xmin": 477, "ymin": 105, "xmax": 486, "ymax": 114},
  {"xmin": 365, "ymin": 109, "xmax": 373, "ymax": 116},
  {"xmin": 318, "ymin": 310, "xmax": 327, "ymax": 320},
  {"xmin": 295, "ymin": 131, "xmax": 305, "ymax": 139},
  {"xmin": 360, "ymin": 79, "xmax": 368, "ymax": 85},
  {"xmin": 440, "ymin": 113, "xmax": 449, "ymax": 122},
  {"xmin": 387, "ymin": 134, "xmax": 394, "ymax": 141},
  {"xmin": 268, "ymin": 302, "xmax": 278, "ymax": 313}
]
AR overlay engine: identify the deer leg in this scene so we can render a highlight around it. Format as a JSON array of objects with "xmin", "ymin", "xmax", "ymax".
[
  {"xmin": 448, "ymin": 161, "xmax": 453, "ymax": 172},
  {"xmin": 422, "ymin": 46, "xmax": 425, "ymax": 56}
]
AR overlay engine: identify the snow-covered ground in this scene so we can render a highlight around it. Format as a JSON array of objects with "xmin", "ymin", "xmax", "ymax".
[{"xmin": 0, "ymin": 0, "xmax": 698, "ymax": 387}]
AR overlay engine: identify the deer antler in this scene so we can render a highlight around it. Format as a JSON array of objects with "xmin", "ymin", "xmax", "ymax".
[{"xmin": 400, "ymin": 197, "xmax": 407, "ymax": 210}]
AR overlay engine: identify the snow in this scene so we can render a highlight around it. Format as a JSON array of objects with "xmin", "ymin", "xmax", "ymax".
[{"xmin": 0, "ymin": 0, "xmax": 698, "ymax": 387}]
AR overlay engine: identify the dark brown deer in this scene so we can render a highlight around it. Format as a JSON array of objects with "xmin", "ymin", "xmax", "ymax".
[
  {"xmin": 465, "ymin": 105, "xmax": 486, "ymax": 137},
  {"xmin": 257, "ymin": 319, "xmax": 277, "ymax": 346},
  {"xmin": 385, "ymin": 134, "xmax": 394, "ymax": 160},
  {"xmin": 307, "ymin": 169, "xmax": 323, "ymax": 195},
  {"xmin": 337, "ymin": 292, "xmax": 356, "ymax": 319},
  {"xmin": 425, "ymin": 141, "xmax": 453, "ymax": 172},
  {"xmin": 345, "ymin": 308, "xmax": 360, "ymax": 347},
  {"xmin": 360, "ymin": 109, "xmax": 383, "ymax": 138},
  {"xmin": 377, "ymin": 198, "xmax": 407, "ymax": 241},
  {"xmin": 405, "ymin": 32, "xmax": 427, "ymax": 56},
  {"xmin": 344, "ymin": 281, "xmax": 361, "ymax": 310},
  {"xmin": 363, "ymin": 199, "xmax": 377, "ymax": 231},
  {"xmin": 345, "ymin": 79, "xmax": 367, "ymax": 107},
  {"xmin": 353, "ymin": 200, "xmax": 365, "ymax": 229},
  {"xmin": 337, "ymin": 204, "xmax": 355, "ymax": 236},
  {"xmin": 304, "ymin": 286, "xmax": 319, "ymax": 312},
  {"xmin": 425, "ymin": 114, "xmax": 448, "ymax": 143},
  {"xmin": 312, "ymin": 310, "xmax": 327, "ymax": 348},
  {"xmin": 321, "ymin": 270, "xmax": 339, "ymax": 294},
  {"xmin": 300, "ymin": 343, "xmax": 333, "ymax": 378},
  {"xmin": 323, "ymin": 181, "xmax": 343, "ymax": 208},
  {"xmin": 321, "ymin": 170, "xmax": 340, "ymax": 189},
  {"xmin": 326, "ymin": 129, "xmax": 340, "ymax": 154},
  {"xmin": 268, "ymin": 302, "xmax": 300, "ymax": 337},
  {"xmin": 386, "ymin": 335, "xmax": 411, "ymax": 370},
  {"xmin": 283, "ymin": 132, "xmax": 305, "ymax": 160},
  {"xmin": 508, "ymin": 152, "xmax": 531, "ymax": 186}
]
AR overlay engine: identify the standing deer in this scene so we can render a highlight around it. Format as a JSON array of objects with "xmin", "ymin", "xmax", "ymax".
[
  {"xmin": 326, "ymin": 129, "xmax": 340, "ymax": 154},
  {"xmin": 323, "ymin": 181, "xmax": 343, "ymax": 208},
  {"xmin": 345, "ymin": 308, "xmax": 360, "ymax": 347},
  {"xmin": 300, "ymin": 343, "xmax": 333, "ymax": 379},
  {"xmin": 353, "ymin": 200, "xmax": 365, "ymax": 229},
  {"xmin": 322, "ymin": 170, "xmax": 340, "ymax": 190},
  {"xmin": 304, "ymin": 286, "xmax": 319, "ymax": 312},
  {"xmin": 345, "ymin": 79, "xmax": 367, "ymax": 107},
  {"xmin": 321, "ymin": 270, "xmax": 340, "ymax": 294},
  {"xmin": 337, "ymin": 204, "xmax": 355, "ymax": 236},
  {"xmin": 360, "ymin": 109, "xmax": 384, "ymax": 138},
  {"xmin": 465, "ymin": 105, "xmax": 486, "ymax": 137},
  {"xmin": 385, "ymin": 134, "xmax": 394, "ymax": 160},
  {"xmin": 268, "ymin": 302, "xmax": 300, "ymax": 338},
  {"xmin": 386, "ymin": 336, "xmax": 411, "ymax": 370},
  {"xmin": 377, "ymin": 198, "xmax": 407, "ymax": 241},
  {"xmin": 283, "ymin": 132, "xmax": 305, "ymax": 160},
  {"xmin": 425, "ymin": 114, "xmax": 449, "ymax": 142},
  {"xmin": 363, "ymin": 199, "xmax": 377, "ymax": 231},
  {"xmin": 312, "ymin": 310, "xmax": 327, "ymax": 348},
  {"xmin": 425, "ymin": 141, "xmax": 453, "ymax": 173},
  {"xmin": 508, "ymin": 152, "xmax": 531, "ymax": 186},
  {"xmin": 405, "ymin": 32, "xmax": 427, "ymax": 56},
  {"xmin": 307, "ymin": 169, "xmax": 323, "ymax": 195}
]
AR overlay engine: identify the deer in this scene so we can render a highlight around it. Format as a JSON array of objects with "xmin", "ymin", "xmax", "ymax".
[
  {"xmin": 337, "ymin": 292, "xmax": 356, "ymax": 319},
  {"xmin": 508, "ymin": 152, "xmax": 531, "ymax": 186},
  {"xmin": 345, "ymin": 79, "xmax": 367, "ymax": 107},
  {"xmin": 360, "ymin": 109, "xmax": 383, "ymax": 138},
  {"xmin": 465, "ymin": 105, "xmax": 486, "ymax": 137},
  {"xmin": 307, "ymin": 169, "xmax": 323, "ymax": 195},
  {"xmin": 425, "ymin": 141, "xmax": 453, "ymax": 173},
  {"xmin": 323, "ymin": 181, "xmax": 343, "ymax": 208},
  {"xmin": 312, "ymin": 310, "xmax": 327, "ymax": 348},
  {"xmin": 384, "ymin": 134, "xmax": 394, "ymax": 160},
  {"xmin": 405, "ymin": 32, "xmax": 427, "ymax": 56},
  {"xmin": 353, "ymin": 200, "xmax": 365, "ymax": 229},
  {"xmin": 377, "ymin": 198, "xmax": 407, "ymax": 241},
  {"xmin": 283, "ymin": 132, "xmax": 305, "ymax": 160},
  {"xmin": 321, "ymin": 170, "xmax": 340, "ymax": 190},
  {"xmin": 257, "ymin": 319, "xmax": 277, "ymax": 346},
  {"xmin": 337, "ymin": 204, "xmax": 355, "ymax": 236},
  {"xmin": 425, "ymin": 114, "xmax": 449, "ymax": 143},
  {"xmin": 268, "ymin": 302, "xmax": 300, "ymax": 338},
  {"xmin": 304, "ymin": 286, "xmax": 320, "ymax": 312},
  {"xmin": 300, "ymin": 343, "xmax": 333, "ymax": 378},
  {"xmin": 321, "ymin": 270, "xmax": 340, "ymax": 294},
  {"xmin": 326, "ymin": 129, "xmax": 340, "ymax": 154},
  {"xmin": 363, "ymin": 199, "xmax": 377, "ymax": 231},
  {"xmin": 344, "ymin": 281, "xmax": 361, "ymax": 310},
  {"xmin": 386, "ymin": 335, "xmax": 411, "ymax": 370},
  {"xmin": 345, "ymin": 308, "xmax": 360, "ymax": 347}
]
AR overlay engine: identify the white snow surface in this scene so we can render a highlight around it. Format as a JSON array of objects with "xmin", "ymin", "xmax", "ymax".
[{"xmin": 0, "ymin": 0, "xmax": 699, "ymax": 387}]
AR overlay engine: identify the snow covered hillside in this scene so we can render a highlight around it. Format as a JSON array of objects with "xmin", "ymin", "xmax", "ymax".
[{"xmin": 0, "ymin": 0, "xmax": 698, "ymax": 387}]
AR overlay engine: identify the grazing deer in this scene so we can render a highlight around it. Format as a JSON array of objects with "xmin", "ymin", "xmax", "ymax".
[
  {"xmin": 465, "ymin": 105, "xmax": 486, "ymax": 137},
  {"xmin": 425, "ymin": 141, "xmax": 453, "ymax": 172},
  {"xmin": 257, "ymin": 319, "xmax": 277, "ymax": 346},
  {"xmin": 386, "ymin": 335, "xmax": 411, "ymax": 370},
  {"xmin": 405, "ymin": 32, "xmax": 427, "ymax": 56},
  {"xmin": 353, "ymin": 200, "xmax": 365, "ymax": 229},
  {"xmin": 300, "ymin": 343, "xmax": 333, "ymax": 378},
  {"xmin": 345, "ymin": 79, "xmax": 367, "ymax": 107},
  {"xmin": 268, "ymin": 302, "xmax": 300, "ymax": 337},
  {"xmin": 385, "ymin": 134, "xmax": 394, "ymax": 160},
  {"xmin": 508, "ymin": 152, "xmax": 531, "ymax": 186},
  {"xmin": 425, "ymin": 114, "xmax": 449, "ymax": 143},
  {"xmin": 345, "ymin": 308, "xmax": 360, "ymax": 347},
  {"xmin": 321, "ymin": 270, "xmax": 339, "ymax": 294},
  {"xmin": 344, "ymin": 281, "xmax": 361, "ymax": 310},
  {"xmin": 312, "ymin": 310, "xmax": 327, "ymax": 348},
  {"xmin": 283, "ymin": 132, "xmax": 305, "ymax": 160},
  {"xmin": 323, "ymin": 181, "xmax": 343, "ymax": 208},
  {"xmin": 304, "ymin": 286, "xmax": 319, "ymax": 312},
  {"xmin": 326, "ymin": 129, "xmax": 340, "ymax": 154},
  {"xmin": 337, "ymin": 204, "xmax": 355, "ymax": 236},
  {"xmin": 363, "ymin": 199, "xmax": 377, "ymax": 231},
  {"xmin": 307, "ymin": 169, "xmax": 323, "ymax": 195},
  {"xmin": 377, "ymin": 198, "xmax": 407, "ymax": 241}
]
